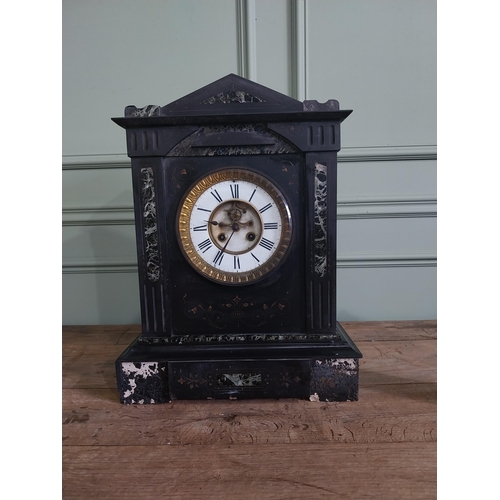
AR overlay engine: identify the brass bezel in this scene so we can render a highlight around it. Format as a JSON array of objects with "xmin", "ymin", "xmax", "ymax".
[{"xmin": 177, "ymin": 168, "xmax": 292, "ymax": 285}]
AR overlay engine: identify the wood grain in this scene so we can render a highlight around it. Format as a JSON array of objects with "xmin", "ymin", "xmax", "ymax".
[
  {"xmin": 62, "ymin": 321, "xmax": 437, "ymax": 499},
  {"xmin": 62, "ymin": 324, "xmax": 140, "ymax": 346},
  {"xmin": 63, "ymin": 384, "xmax": 435, "ymax": 446},
  {"xmin": 342, "ymin": 320, "xmax": 437, "ymax": 341},
  {"xmin": 63, "ymin": 442, "xmax": 436, "ymax": 500}
]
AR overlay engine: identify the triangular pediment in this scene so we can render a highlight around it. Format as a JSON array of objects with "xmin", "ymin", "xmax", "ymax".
[{"xmin": 161, "ymin": 74, "xmax": 302, "ymax": 116}]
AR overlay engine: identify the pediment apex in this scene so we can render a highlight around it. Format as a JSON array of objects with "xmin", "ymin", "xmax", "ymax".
[{"xmin": 160, "ymin": 74, "xmax": 303, "ymax": 116}]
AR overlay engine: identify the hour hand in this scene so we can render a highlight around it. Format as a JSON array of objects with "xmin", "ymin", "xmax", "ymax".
[{"xmin": 206, "ymin": 219, "xmax": 231, "ymax": 229}]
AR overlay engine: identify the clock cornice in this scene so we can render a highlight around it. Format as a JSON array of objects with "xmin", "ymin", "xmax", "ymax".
[{"xmin": 111, "ymin": 109, "xmax": 352, "ymax": 129}]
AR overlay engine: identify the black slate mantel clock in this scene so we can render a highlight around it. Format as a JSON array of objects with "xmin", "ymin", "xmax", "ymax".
[{"xmin": 112, "ymin": 74, "xmax": 362, "ymax": 404}]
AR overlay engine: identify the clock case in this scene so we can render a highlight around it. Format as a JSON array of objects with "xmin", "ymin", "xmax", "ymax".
[{"xmin": 112, "ymin": 74, "xmax": 362, "ymax": 404}]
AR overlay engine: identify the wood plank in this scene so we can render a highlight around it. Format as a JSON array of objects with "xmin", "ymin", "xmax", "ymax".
[
  {"xmin": 62, "ymin": 345, "xmax": 125, "ymax": 389},
  {"xmin": 63, "ymin": 325, "xmax": 133, "ymax": 334},
  {"xmin": 342, "ymin": 320, "xmax": 437, "ymax": 341},
  {"xmin": 359, "ymin": 340, "xmax": 436, "ymax": 385},
  {"xmin": 62, "ymin": 442, "xmax": 436, "ymax": 500},
  {"xmin": 62, "ymin": 325, "xmax": 139, "ymax": 345},
  {"xmin": 62, "ymin": 383, "xmax": 435, "ymax": 446},
  {"xmin": 117, "ymin": 325, "xmax": 141, "ymax": 345},
  {"xmin": 343, "ymin": 320, "xmax": 437, "ymax": 331}
]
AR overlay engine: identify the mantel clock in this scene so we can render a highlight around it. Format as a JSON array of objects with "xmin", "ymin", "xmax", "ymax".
[{"xmin": 112, "ymin": 74, "xmax": 362, "ymax": 404}]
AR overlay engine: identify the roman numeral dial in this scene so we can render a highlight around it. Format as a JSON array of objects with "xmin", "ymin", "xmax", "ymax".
[{"xmin": 177, "ymin": 168, "xmax": 292, "ymax": 285}]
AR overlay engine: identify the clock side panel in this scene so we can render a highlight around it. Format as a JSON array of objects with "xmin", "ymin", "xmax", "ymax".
[
  {"xmin": 130, "ymin": 158, "xmax": 172, "ymax": 336},
  {"xmin": 304, "ymin": 152, "xmax": 338, "ymax": 333},
  {"xmin": 161, "ymin": 154, "xmax": 306, "ymax": 336}
]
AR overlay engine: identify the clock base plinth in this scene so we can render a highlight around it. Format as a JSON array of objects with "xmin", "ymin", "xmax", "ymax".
[{"xmin": 115, "ymin": 322, "xmax": 361, "ymax": 404}]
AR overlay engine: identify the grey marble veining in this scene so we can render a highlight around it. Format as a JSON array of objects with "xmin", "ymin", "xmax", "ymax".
[
  {"xmin": 137, "ymin": 332, "xmax": 344, "ymax": 345},
  {"xmin": 126, "ymin": 105, "xmax": 162, "ymax": 117},
  {"xmin": 141, "ymin": 168, "xmax": 160, "ymax": 282},
  {"xmin": 202, "ymin": 90, "xmax": 264, "ymax": 104},
  {"xmin": 314, "ymin": 162, "xmax": 328, "ymax": 277},
  {"xmin": 315, "ymin": 358, "xmax": 358, "ymax": 370},
  {"xmin": 310, "ymin": 358, "xmax": 359, "ymax": 402},
  {"xmin": 217, "ymin": 373, "xmax": 262, "ymax": 387}
]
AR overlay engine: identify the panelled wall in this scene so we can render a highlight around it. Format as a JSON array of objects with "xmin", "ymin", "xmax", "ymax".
[{"xmin": 62, "ymin": 0, "xmax": 436, "ymax": 324}]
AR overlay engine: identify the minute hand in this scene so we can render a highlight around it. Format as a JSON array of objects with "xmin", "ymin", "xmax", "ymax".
[
  {"xmin": 220, "ymin": 230, "xmax": 235, "ymax": 253},
  {"xmin": 213, "ymin": 230, "xmax": 235, "ymax": 266}
]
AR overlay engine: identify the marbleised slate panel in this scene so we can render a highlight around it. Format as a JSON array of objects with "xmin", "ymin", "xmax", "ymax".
[
  {"xmin": 117, "ymin": 361, "xmax": 169, "ymax": 405},
  {"xmin": 310, "ymin": 358, "xmax": 359, "ymax": 402},
  {"xmin": 203, "ymin": 90, "xmax": 264, "ymax": 104},
  {"xmin": 216, "ymin": 372, "xmax": 262, "ymax": 387},
  {"xmin": 169, "ymin": 360, "xmax": 310, "ymax": 400},
  {"xmin": 125, "ymin": 104, "xmax": 162, "ymax": 117},
  {"xmin": 314, "ymin": 162, "xmax": 328, "ymax": 277},
  {"xmin": 140, "ymin": 168, "xmax": 160, "ymax": 282}
]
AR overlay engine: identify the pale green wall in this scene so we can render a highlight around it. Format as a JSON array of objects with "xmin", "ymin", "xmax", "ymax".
[{"xmin": 62, "ymin": 0, "xmax": 437, "ymax": 324}]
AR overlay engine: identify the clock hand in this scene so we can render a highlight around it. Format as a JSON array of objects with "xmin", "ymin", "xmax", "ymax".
[
  {"xmin": 206, "ymin": 220, "xmax": 236, "ymax": 229},
  {"xmin": 220, "ymin": 230, "xmax": 235, "ymax": 253},
  {"xmin": 205, "ymin": 220, "xmax": 231, "ymax": 228}
]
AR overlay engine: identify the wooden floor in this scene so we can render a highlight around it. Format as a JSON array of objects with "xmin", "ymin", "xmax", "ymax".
[{"xmin": 62, "ymin": 321, "xmax": 436, "ymax": 499}]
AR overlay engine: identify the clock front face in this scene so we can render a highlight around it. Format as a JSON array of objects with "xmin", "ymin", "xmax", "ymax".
[{"xmin": 177, "ymin": 168, "xmax": 292, "ymax": 285}]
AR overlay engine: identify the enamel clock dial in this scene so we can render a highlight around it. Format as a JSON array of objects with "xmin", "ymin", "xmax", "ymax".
[{"xmin": 177, "ymin": 168, "xmax": 292, "ymax": 285}]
